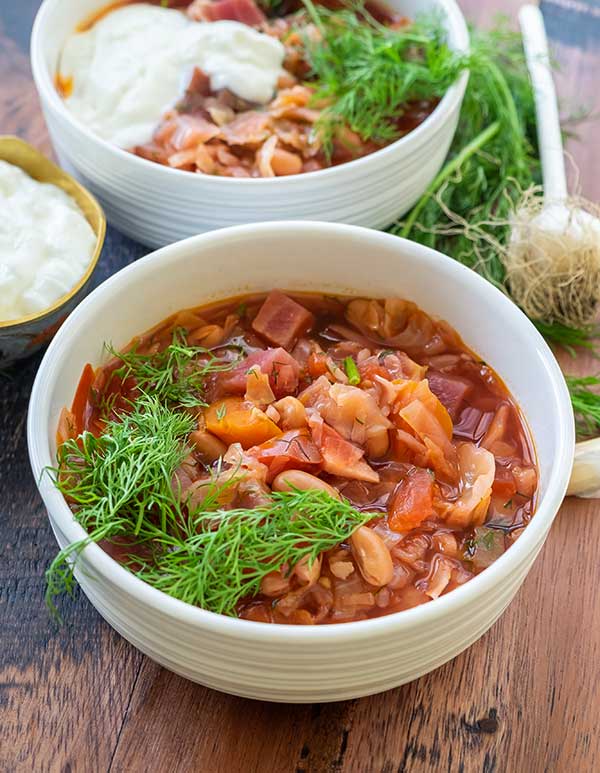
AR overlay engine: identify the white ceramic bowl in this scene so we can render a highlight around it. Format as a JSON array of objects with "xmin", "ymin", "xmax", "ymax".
[
  {"xmin": 31, "ymin": 0, "xmax": 469, "ymax": 247},
  {"xmin": 28, "ymin": 222, "xmax": 574, "ymax": 702}
]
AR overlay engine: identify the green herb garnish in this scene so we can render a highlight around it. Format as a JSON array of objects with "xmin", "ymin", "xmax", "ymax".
[
  {"xmin": 566, "ymin": 375, "xmax": 600, "ymax": 438},
  {"xmin": 216, "ymin": 402, "xmax": 227, "ymax": 421},
  {"xmin": 344, "ymin": 356, "xmax": 361, "ymax": 385},
  {"xmin": 45, "ymin": 394, "xmax": 195, "ymax": 617},
  {"xmin": 534, "ymin": 320, "xmax": 600, "ymax": 356},
  {"xmin": 475, "ymin": 529, "xmax": 498, "ymax": 550},
  {"xmin": 106, "ymin": 328, "xmax": 237, "ymax": 410},
  {"xmin": 134, "ymin": 489, "xmax": 371, "ymax": 616},
  {"xmin": 46, "ymin": 395, "xmax": 370, "ymax": 619},
  {"xmin": 302, "ymin": 1, "xmax": 467, "ymax": 154},
  {"xmin": 392, "ymin": 20, "xmax": 600, "ymax": 423},
  {"xmin": 394, "ymin": 21, "xmax": 536, "ymax": 289}
]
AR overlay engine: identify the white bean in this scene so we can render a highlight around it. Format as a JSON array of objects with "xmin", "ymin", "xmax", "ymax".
[
  {"xmin": 294, "ymin": 554, "xmax": 322, "ymax": 585},
  {"xmin": 273, "ymin": 396, "xmax": 307, "ymax": 430},
  {"xmin": 260, "ymin": 571, "xmax": 290, "ymax": 597},
  {"xmin": 350, "ymin": 526, "xmax": 394, "ymax": 586},
  {"xmin": 189, "ymin": 430, "xmax": 227, "ymax": 463},
  {"xmin": 272, "ymin": 470, "xmax": 340, "ymax": 498}
]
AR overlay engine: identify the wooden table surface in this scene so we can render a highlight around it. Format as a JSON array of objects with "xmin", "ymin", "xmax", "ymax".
[{"xmin": 1, "ymin": 1, "xmax": 599, "ymax": 771}]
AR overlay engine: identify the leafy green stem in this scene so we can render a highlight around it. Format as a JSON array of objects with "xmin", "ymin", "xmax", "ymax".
[{"xmin": 400, "ymin": 120, "xmax": 501, "ymax": 238}]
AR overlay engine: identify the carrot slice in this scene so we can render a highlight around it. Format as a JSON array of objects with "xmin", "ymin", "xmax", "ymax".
[
  {"xmin": 70, "ymin": 363, "xmax": 95, "ymax": 435},
  {"xmin": 204, "ymin": 397, "xmax": 282, "ymax": 449}
]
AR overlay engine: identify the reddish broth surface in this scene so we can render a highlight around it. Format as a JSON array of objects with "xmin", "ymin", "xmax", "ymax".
[
  {"xmin": 62, "ymin": 291, "xmax": 537, "ymax": 624},
  {"xmin": 59, "ymin": 0, "xmax": 437, "ymax": 177}
]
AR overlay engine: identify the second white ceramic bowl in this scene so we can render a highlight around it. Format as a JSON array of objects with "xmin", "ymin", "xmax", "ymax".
[
  {"xmin": 31, "ymin": 0, "xmax": 469, "ymax": 247},
  {"xmin": 28, "ymin": 222, "xmax": 574, "ymax": 702}
]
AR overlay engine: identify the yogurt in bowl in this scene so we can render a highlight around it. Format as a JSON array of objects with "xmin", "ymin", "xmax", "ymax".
[
  {"xmin": 0, "ymin": 136, "xmax": 105, "ymax": 366},
  {"xmin": 58, "ymin": 5, "xmax": 286, "ymax": 149},
  {"xmin": 0, "ymin": 160, "xmax": 96, "ymax": 322}
]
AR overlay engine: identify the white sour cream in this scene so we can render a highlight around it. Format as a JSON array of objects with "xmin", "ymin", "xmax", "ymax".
[
  {"xmin": 59, "ymin": 4, "xmax": 285, "ymax": 148},
  {"xmin": 0, "ymin": 161, "xmax": 96, "ymax": 322}
]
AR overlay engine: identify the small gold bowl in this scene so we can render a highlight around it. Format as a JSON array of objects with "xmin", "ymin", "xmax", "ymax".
[{"xmin": 0, "ymin": 136, "xmax": 106, "ymax": 367}]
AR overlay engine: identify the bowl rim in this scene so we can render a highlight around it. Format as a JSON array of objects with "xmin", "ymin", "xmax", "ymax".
[
  {"xmin": 30, "ymin": 0, "xmax": 470, "ymax": 189},
  {"xmin": 0, "ymin": 135, "xmax": 106, "ymax": 330},
  {"xmin": 27, "ymin": 221, "xmax": 575, "ymax": 642}
]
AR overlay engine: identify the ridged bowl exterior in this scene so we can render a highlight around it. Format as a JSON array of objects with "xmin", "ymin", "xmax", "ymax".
[
  {"xmin": 28, "ymin": 223, "xmax": 574, "ymax": 703},
  {"xmin": 31, "ymin": 0, "xmax": 469, "ymax": 247}
]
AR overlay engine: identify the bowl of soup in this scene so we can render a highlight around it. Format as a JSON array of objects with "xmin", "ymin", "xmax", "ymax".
[
  {"xmin": 31, "ymin": 0, "xmax": 469, "ymax": 246},
  {"xmin": 27, "ymin": 222, "xmax": 573, "ymax": 702}
]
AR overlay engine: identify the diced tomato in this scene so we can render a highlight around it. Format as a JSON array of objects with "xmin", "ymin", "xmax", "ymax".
[
  {"xmin": 492, "ymin": 463, "xmax": 518, "ymax": 498},
  {"xmin": 388, "ymin": 468, "xmax": 435, "ymax": 532},
  {"xmin": 358, "ymin": 360, "xmax": 391, "ymax": 382},
  {"xmin": 248, "ymin": 429, "xmax": 322, "ymax": 482},
  {"xmin": 307, "ymin": 351, "xmax": 329, "ymax": 378},
  {"xmin": 252, "ymin": 291, "xmax": 315, "ymax": 349}
]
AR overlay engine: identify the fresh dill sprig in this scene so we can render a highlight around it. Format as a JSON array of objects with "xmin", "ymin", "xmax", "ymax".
[
  {"xmin": 135, "ymin": 490, "xmax": 372, "ymax": 616},
  {"xmin": 566, "ymin": 375, "xmax": 600, "ymax": 438},
  {"xmin": 45, "ymin": 393, "xmax": 195, "ymax": 617},
  {"xmin": 392, "ymin": 20, "xmax": 538, "ymax": 288},
  {"xmin": 46, "ymin": 395, "xmax": 370, "ymax": 619},
  {"xmin": 534, "ymin": 321, "xmax": 600, "ymax": 357},
  {"xmin": 301, "ymin": 1, "xmax": 467, "ymax": 154},
  {"xmin": 391, "ymin": 20, "xmax": 599, "ymax": 360},
  {"xmin": 105, "ymin": 328, "xmax": 238, "ymax": 409}
]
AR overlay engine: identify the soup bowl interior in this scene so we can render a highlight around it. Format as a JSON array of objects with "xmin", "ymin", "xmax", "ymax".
[
  {"xmin": 31, "ymin": 0, "xmax": 469, "ymax": 246},
  {"xmin": 28, "ymin": 222, "xmax": 574, "ymax": 702}
]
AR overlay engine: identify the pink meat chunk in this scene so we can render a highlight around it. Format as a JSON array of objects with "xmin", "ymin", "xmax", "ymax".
[
  {"xmin": 219, "ymin": 347, "xmax": 300, "ymax": 398},
  {"xmin": 427, "ymin": 371, "xmax": 473, "ymax": 421},
  {"xmin": 252, "ymin": 291, "xmax": 315, "ymax": 349},
  {"xmin": 189, "ymin": 0, "xmax": 266, "ymax": 25}
]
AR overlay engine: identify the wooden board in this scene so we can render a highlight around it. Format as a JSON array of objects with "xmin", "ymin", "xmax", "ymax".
[{"xmin": 1, "ymin": 1, "xmax": 599, "ymax": 770}]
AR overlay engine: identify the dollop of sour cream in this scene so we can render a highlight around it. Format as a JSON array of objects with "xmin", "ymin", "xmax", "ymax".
[
  {"xmin": 0, "ymin": 161, "xmax": 96, "ymax": 322},
  {"xmin": 58, "ymin": 4, "xmax": 285, "ymax": 148}
]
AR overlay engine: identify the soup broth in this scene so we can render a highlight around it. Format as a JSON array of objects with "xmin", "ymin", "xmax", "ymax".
[{"xmin": 56, "ymin": 290, "xmax": 537, "ymax": 624}]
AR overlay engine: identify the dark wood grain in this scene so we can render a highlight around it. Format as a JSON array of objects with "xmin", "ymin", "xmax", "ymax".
[{"xmin": 1, "ymin": 1, "xmax": 599, "ymax": 771}]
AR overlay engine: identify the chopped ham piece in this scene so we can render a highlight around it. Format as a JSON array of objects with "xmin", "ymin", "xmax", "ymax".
[
  {"xmin": 219, "ymin": 347, "xmax": 300, "ymax": 398},
  {"xmin": 187, "ymin": 0, "xmax": 266, "ymax": 25},
  {"xmin": 252, "ymin": 290, "xmax": 315, "ymax": 349},
  {"xmin": 427, "ymin": 371, "xmax": 473, "ymax": 421},
  {"xmin": 308, "ymin": 412, "xmax": 379, "ymax": 483}
]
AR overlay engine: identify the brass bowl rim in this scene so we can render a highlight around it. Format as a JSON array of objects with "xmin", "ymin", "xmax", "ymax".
[{"xmin": 0, "ymin": 135, "xmax": 106, "ymax": 331}]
